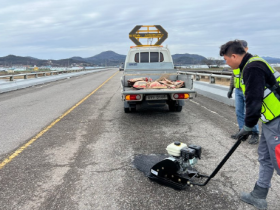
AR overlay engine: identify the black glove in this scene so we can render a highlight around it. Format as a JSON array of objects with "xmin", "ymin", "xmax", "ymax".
[
  {"xmin": 236, "ymin": 127, "xmax": 252, "ymax": 141},
  {"xmin": 227, "ymin": 89, "xmax": 233, "ymax": 98}
]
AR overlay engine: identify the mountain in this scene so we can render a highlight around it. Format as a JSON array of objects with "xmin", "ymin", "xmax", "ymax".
[
  {"xmin": 262, "ymin": 56, "xmax": 280, "ymax": 64},
  {"xmin": 0, "ymin": 55, "xmax": 39, "ymax": 64},
  {"xmin": 87, "ymin": 51, "xmax": 126, "ymax": 61},
  {"xmin": 26, "ymin": 56, "xmax": 40, "ymax": 60},
  {"xmin": 86, "ymin": 51, "xmax": 126, "ymax": 65},
  {"xmin": 172, "ymin": 53, "xmax": 206, "ymax": 65},
  {"xmin": 0, "ymin": 55, "xmax": 91, "ymax": 67},
  {"xmin": 70, "ymin": 51, "xmax": 126, "ymax": 66},
  {"xmin": 1, "ymin": 52, "xmax": 279, "ymax": 67},
  {"xmin": 70, "ymin": 56, "xmax": 85, "ymax": 62}
]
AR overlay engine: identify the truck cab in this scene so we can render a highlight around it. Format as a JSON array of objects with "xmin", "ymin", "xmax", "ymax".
[{"xmin": 124, "ymin": 46, "xmax": 174, "ymax": 71}]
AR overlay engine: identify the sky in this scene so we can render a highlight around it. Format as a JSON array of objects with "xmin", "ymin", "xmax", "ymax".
[{"xmin": 1, "ymin": 0, "xmax": 280, "ymax": 60}]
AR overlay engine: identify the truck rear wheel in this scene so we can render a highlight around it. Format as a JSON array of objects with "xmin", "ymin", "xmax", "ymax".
[
  {"xmin": 124, "ymin": 108, "xmax": 130, "ymax": 113},
  {"xmin": 176, "ymin": 106, "xmax": 182, "ymax": 112},
  {"xmin": 168, "ymin": 104, "xmax": 176, "ymax": 112}
]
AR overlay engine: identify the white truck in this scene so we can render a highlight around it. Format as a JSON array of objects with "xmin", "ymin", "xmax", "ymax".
[{"xmin": 120, "ymin": 25, "xmax": 196, "ymax": 113}]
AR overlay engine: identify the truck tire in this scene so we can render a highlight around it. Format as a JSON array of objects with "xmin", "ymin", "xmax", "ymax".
[
  {"xmin": 124, "ymin": 108, "xmax": 130, "ymax": 113},
  {"xmin": 176, "ymin": 106, "xmax": 182, "ymax": 112},
  {"xmin": 131, "ymin": 107, "xmax": 136, "ymax": 112},
  {"xmin": 168, "ymin": 104, "xmax": 176, "ymax": 112}
]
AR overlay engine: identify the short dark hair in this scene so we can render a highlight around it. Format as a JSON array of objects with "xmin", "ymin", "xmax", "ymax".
[
  {"xmin": 240, "ymin": 40, "xmax": 248, "ymax": 48},
  {"xmin": 220, "ymin": 40, "xmax": 246, "ymax": 56}
]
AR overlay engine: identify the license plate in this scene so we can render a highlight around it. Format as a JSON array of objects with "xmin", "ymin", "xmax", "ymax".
[{"xmin": 146, "ymin": 95, "xmax": 168, "ymax": 100}]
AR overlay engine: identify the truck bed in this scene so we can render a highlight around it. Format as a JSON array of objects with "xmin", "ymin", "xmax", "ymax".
[
  {"xmin": 121, "ymin": 71, "xmax": 194, "ymax": 90},
  {"xmin": 123, "ymin": 86, "xmax": 196, "ymax": 95}
]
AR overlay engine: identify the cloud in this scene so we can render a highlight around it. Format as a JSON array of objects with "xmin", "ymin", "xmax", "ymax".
[{"xmin": 0, "ymin": 0, "xmax": 279, "ymax": 59}]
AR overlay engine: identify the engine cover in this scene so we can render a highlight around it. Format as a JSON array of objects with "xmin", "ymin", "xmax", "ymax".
[{"xmin": 166, "ymin": 141, "xmax": 187, "ymax": 157}]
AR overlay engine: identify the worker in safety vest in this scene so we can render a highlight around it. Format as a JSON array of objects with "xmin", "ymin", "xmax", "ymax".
[
  {"xmin": 227, "ymin": 40, "xmax": 260, "ymax": 144},
  {"xmin": 220, "ymin": 40, "xmax": 280, "ymax": 210}
]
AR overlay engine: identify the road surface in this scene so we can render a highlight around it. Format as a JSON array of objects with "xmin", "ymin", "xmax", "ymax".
[{"xmin": 0, "ymin": 69, "xmax": 279, "ymax": 210}]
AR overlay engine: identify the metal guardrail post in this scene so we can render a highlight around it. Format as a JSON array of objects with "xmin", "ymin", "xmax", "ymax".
[
  {"xmin": 196, "ymin": 75, "xmax": 200, "ymax": 81},
  {"xmin": 10, "ymin": 76, "xmax": 13, "ymax": 81},
  {"xmin": 35, "ymin": 74, "xmax": 38, "ymax": 78},
  {"xmin": 210, "ymin": 75, "xmax": 215, "ymax": 83},
  {"xmin": 24, "ymin": 75, "xmax": 27, "ymax": 79}
]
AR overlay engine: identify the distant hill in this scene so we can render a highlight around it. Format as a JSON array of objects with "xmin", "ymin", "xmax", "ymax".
[
  {"xmin": 70, "ymin": 51, "xmax": 126, "ymax": 66},
  {"xmin": 87, "ymin": 51, "xmax": 126, "ymax": 61},
  {"xmin": 84, "ymin": 51, "xmax": 126, "ymax": 66},
  {"xmin": 1, "ymin": 52, "xmax": 279, "ymax": 67},
  {"xmin": 0, "ymin": 55, "xmax": 39, "ymax": 65},
  {"xmin": 70, "ymin": 56, "xmax": 85, "ymax": 62},
  {"xmin": 0, "ymin": 55, "xmax": 91, "ymax": 67},
  {"xmin": 75, "ymin": 51, "xmax": 207, "ymax": 66},
  {"xmin": 262, "ymin": 56, "xmax": 280, "ymax": 64},
  {"xmin": 172, "ymin": 53, "xmax": 206, "ymax": 65},
  {"xmin": 26, "ymin": 56, "xmax": 40, "ymax": 60}
]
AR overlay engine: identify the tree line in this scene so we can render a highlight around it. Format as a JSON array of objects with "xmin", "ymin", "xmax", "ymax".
[{"xmin": 201, "ymin": 57, "xmax": 225, "ymax": 68}]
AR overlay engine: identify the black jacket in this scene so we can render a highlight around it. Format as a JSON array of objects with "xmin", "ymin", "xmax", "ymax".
[{"xmin": 239, "ymin": 53, "xmax": 277, "ymax": 127}]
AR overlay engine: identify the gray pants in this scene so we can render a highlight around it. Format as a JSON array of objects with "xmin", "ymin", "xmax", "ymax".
[{"xmin": 257, "ymin": 117, "xmax": 280, "ymax": 189}]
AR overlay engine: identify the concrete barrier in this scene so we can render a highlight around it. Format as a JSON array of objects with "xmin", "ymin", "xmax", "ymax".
[
  {"xmin": 194, "ymin": 81, "xmax": 236, "ymax": 107},
  {"xmin": 0, "ymin": 69, "xmax": 107, "ymax": 94}
]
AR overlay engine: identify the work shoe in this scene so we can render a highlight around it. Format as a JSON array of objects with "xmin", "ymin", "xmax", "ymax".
[
  {"xmin": 240, "ymin": 183, "xmax": 268, "ymax": 210},
  {"xmin": 230, "ymin": 130, "xmax": 240, "ymax": 139},
  {"xmin": 248, "ymin": 133, "xmax": 259, "ymax": 144}
]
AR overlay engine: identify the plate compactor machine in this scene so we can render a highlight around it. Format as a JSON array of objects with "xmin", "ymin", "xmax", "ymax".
[{"xmin": 147, "ymin": 137, "xmax": 245, "ymax": 190}]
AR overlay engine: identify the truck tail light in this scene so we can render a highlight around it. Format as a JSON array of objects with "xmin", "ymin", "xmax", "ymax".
[
  {"xmin": 173, "ymin": 93, "xmax": 189, "ymax": 99},
  {"xmin": 125, "ymin": 94, "xmax": 141, "ymax": 100}
]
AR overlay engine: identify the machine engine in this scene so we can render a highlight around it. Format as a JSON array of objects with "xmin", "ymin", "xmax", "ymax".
[
  {"xmin": 148, "ymin": 138, "xmax": 244, "ymax": 189},
  {"xmin": 166, "ymin": 141, "xmax": 201, "ymax": 174}
]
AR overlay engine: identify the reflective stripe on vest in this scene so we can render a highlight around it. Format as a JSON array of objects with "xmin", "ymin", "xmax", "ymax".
[
  {"xmin": 275, "ymin": 71, "xmax": 280, "ymax": 79},
  {"xmin": 264, "ymin": 88, "xmax": 271, "ymax": 98},
  {"xmin": 233, "ymin": 68, "xmax": 241, "ymax": 88},
  {"xmin": 241, "ymin": 56, "xmax": 280, "ymax": 123}
]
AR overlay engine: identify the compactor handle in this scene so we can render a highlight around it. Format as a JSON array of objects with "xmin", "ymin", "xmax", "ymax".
[{"xmin": 191, "ymin": 137, "xmax": 243, "ymax": 186}]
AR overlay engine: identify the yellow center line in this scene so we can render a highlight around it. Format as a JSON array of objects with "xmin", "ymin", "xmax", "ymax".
[{"xmin": 0, "ymin": 71, "xmax": 119, "ymax": 169}]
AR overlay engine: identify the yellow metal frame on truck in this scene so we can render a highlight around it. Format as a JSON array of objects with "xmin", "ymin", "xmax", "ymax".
[{"xmin": 129, "ymin": 25, "xmax": 168, "ymax": 46}]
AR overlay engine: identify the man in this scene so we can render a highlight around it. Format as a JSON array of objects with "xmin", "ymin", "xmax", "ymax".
[
  {"xmin": 227, "ymin": 40, "xmax": 260, "ymax": 144},
  {"xmin": 220, "ymin": 40, "xmax": 280, "ymax": 210}
]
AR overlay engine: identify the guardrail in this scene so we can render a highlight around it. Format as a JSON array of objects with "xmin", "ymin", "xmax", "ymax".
[
  {"xmin": 0, "ymin": 68, "xmax": 110, "ymax": 94},
  {"xmin": 181, "ymin": 69, "xmax": 232, "ymax": 74},
  {"xmin": 177, "ymin": 71, "xmax": 235, "ymax": 107},
  {"xmin": 0, "ymin": 68, "xmax": 104, "ymax": 82},
  {"xmin": 178, "ymin": 71, "xmax": 231, "ymax": 84}
]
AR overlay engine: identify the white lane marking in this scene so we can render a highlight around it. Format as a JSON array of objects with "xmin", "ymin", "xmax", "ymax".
[
  {"xmin": 191, "ymin": 100, "xmax": 218, "ymax": 114},
  {"xmin": 190, "ymin": 100, "xmax": 238, "ymax": 126},
  {"xmin": 35, "ymin": 84, "xmax": 51, "ymax": 88}
]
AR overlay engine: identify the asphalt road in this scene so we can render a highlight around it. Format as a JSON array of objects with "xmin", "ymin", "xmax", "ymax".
[{"xmin": 0, "ymin": 69, "xmax": 279, "ymax": 210}]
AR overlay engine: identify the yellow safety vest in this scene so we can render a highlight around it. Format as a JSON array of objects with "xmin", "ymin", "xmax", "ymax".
[
  {"xmin": 241, "ymin": 56, "xmax": 280, "ymax": 123},
  {"xmin": 233, "ymin": 68, "xmax": 241, "ymax": 88}
]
